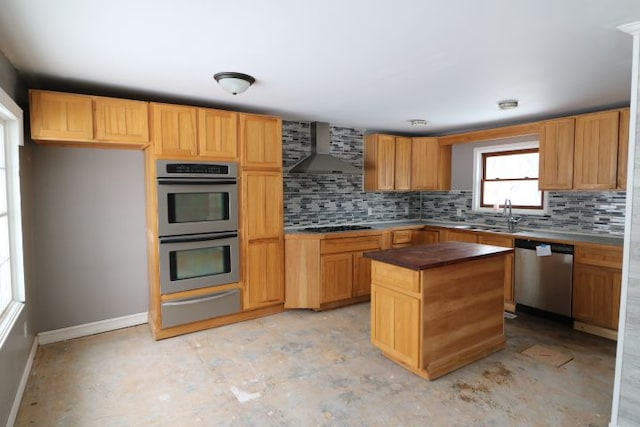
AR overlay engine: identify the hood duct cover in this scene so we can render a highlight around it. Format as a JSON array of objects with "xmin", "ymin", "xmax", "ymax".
[{"xmin": 288, "ymin": 122, "xmax": 361, "ymax": 174}]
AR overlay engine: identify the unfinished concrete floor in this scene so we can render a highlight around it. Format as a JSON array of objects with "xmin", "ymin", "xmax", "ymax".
[{"xmin": 16, "ymin": 304, "xmax": 616, "ymax": 426}]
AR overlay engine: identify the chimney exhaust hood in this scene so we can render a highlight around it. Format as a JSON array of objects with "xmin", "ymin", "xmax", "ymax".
[{"xmin": 288, "ymin": 122, "xmax": 361, "ymax": 174}]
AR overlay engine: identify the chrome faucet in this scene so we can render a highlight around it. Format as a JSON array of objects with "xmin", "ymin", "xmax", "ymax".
[{"xmin": 503, "ymin": 199, "xmax": 522, "ymax": 231}]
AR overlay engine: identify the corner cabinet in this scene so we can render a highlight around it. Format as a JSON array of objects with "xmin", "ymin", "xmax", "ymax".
[
  {"xmin": 30, "ymin": 89, "xmax": 149, "ymax": 148},
  {"xmin": 364, "ymin": 134, "xmax": 450, "ymax": 192}
]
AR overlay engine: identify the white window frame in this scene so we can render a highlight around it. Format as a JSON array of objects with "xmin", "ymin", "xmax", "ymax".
[
  {"xmin": 472, "ymin": 140, "xmax": 549, "ymax": 215},
  {"xmin": 0, "ymin": 86, "xmax": 25, "ymax": 346}
]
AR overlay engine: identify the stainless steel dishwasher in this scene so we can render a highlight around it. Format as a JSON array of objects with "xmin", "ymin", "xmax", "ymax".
[{"xmin": 514, "ymin": 239, "xmax": 574, "ymax": 319}]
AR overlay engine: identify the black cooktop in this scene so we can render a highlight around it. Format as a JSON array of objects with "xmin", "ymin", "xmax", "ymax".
[{"xmin": 302, "ymin": 225, "xmax": 374, "ymax": 233}]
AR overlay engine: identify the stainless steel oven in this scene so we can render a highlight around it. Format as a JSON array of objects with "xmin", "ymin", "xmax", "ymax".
[
  {"xmin": 159, "ymin": 232, "xmax": 240, "ymax": 294},
  {"xmin": 156, "ymin": 160, "xmax": 238, "ymax": 237}
]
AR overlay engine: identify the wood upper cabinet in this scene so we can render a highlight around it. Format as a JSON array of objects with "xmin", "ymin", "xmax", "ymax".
[
  {"xmin": 150, "ymin": 103, "xmax": 198, "ymax": 156},
  {"xmin": 617, "ymin": 108, "xmax": 630, "ymax": 190},
  {"xmin": 197, "ymin": 108, "xmax": 238, "ymax": 160},
  {"xmin": 539, "ymin": 118, "xmax": 575, "ymax": 190},
  {"xmin": 242, "ymin": 171, "xmax": 283, "ymax": 240},
  {"xmin": 411, "ymin": 137, "xmax": 451, "ymax": 191},
  {"xmin": 243, "ymin": 239, "xmax": 284, "ymax": 309},
  {"xmin": 94, "ymin": 97, "xmax": 149, "ymax": 143},
  {"xmin": 573, "ymin": 110, "xmax": 619, "ymax": 190},
  {"xmin": 573, "ymin": 245, "xmax": 622, "ymax": 330},
  {"xmin": 239, "ymin": 113, "xmax": 282, "ymax": 169},
  {"xmin": 364, "ymin": 134, "xmax": 397, "ymax": 191},
  {"xmin": 30, "ymin": 90, "xmax": 94, "ymax": 141}
]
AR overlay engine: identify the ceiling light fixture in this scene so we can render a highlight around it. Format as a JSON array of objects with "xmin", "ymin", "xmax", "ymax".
[
  {"xmin": 498, "ymin": 99, "xmax": 519, "ymax": 110},
  {"xmin": 213, "ymin": 72, "xmax": 255, "ymax": 95},
  {"xmin": 409, "ymin": 119, "xmax": 428, "ymax": 126}
]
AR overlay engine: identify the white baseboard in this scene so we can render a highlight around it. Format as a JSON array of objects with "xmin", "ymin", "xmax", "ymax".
[
  {"xmin": 37, "ymin": 312, "xmax": 148, "ymax": 345},
  {"xmin": 6, "ymin": 337, "xmax": 37, "ymax": 427}
]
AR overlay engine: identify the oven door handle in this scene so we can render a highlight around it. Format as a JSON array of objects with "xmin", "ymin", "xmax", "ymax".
[
  {"xmin": 162, "ymin": 290, "xmax": 239, "ymax": 306},
  {"xmin": 157, "ymin": 179, "xmax": 236, "ymax": 185},
  {"xmin": 160, "ymin": 232, "xmax": 238, "ymax": 244}
]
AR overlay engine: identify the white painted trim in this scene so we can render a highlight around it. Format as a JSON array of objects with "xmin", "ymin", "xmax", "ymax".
[
  {"xmin": 6, "ymin": 337, "xmax": 37, "ymax": 427},
  {"xmin": 610, "ymin": 22, "xmax": 640, "ymax": 427},
  {"xmin": 37, "ymin": 312, "xmax": 148, "ymax": 345}
]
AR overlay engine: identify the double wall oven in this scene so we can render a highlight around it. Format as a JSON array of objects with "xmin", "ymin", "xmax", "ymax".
[{"xmin": 156, "ymin": 160, "xmax": 241, "ymax": 328}]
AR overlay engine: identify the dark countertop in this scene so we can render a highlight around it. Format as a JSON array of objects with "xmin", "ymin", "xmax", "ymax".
[{"xmin": 364, "ymin": 241, "xmax": 513, "ymax": 271}]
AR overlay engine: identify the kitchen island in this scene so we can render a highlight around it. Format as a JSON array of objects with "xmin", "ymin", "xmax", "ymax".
[{"xmin": 365, "ymin": 241, "xmax": 513, "ymax": 380}]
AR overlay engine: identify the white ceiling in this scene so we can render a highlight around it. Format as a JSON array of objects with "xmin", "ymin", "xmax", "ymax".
[{"xmin": 0, "ymin": 0, "xmax": 639, "ymax": 134}]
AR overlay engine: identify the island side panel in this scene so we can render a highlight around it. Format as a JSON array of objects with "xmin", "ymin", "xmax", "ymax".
[{"xmin": 421, "ymin": 255, "xmax": 506, "ymax": 379}]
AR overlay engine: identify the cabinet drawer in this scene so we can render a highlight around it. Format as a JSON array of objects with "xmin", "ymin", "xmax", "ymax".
[
  {"xmin": 371, "ymin": 260, "xmax": 420, "ymax": 294},
  {"xmin": 161, "ymin": 288, "xmax": 241, "ymax": 329},
  {"xmin": 392, "ymin": 230, "xmax": 413, "ymax": 244},
  {"xmin": 575, "ymin": 245, "xmax": 622, "ymax": 269},
  {"xmin": 321, "ymin": 235, "xmax": 381, "ymax": 254}
]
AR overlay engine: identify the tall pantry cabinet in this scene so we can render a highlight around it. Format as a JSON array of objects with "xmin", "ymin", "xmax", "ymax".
[{"xmin": 239, "ymin": 114, "xmax": 285, "ymax": 309}]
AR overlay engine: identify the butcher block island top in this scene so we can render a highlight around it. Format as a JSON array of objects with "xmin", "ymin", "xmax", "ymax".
[
  {"xmin": 364, "ymin": 240, "xmax": 513, "ymax": 270},
  {"xmin": 364, "ymin": 241, "xmax": 513, "ymax": 380}
]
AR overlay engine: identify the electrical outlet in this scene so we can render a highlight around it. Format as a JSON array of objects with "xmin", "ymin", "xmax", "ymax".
[
  {"xmin": 456, "ymin": 208, "xmax": 463, "ymax": 217},
  {"xmin": 404, "ymin": 206, "xmax": 409, "ymax": 215},
  {"xmin": 368, "ymin": 207, "xmax": 373, "ymax": 216}
]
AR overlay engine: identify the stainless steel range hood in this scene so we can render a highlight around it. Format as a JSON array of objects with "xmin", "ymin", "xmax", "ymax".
[{"xmin": 288, "ymin": 122, "xmax": 361, "ymax": 174}]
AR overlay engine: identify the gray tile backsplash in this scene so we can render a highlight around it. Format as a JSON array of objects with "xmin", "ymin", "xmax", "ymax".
[
  {"xmin": 282, "ymin": 120, "xmax": 626, "ymax": 235},
  {"xmin": 283, "ymin": 121, "xmax": 420, "ymax": 227},
  {"xmin": 420, "ymin": 190, "xmax": 626, "ymax": 236}
]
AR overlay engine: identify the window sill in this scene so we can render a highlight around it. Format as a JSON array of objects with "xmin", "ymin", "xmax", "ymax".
[{"xmin": 0, "ymin": 301, "xmax": 25, "ymax": 349}]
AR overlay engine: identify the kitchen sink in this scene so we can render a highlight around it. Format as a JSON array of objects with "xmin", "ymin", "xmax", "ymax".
[{"xmin": 449, "ymin": 224, "xmax": 519, "ymax": 233}]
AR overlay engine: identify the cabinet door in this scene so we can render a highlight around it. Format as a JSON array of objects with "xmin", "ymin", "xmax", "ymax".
[
  {"xmin": 411, "ymin": 137, "xmax": 440, "ymax": 190},
  {"xmin": 574, "ymin": 111, "xmax": 619, "ymax": 190},
  {"xmin": 617, "ymin": 108, "xmax": 630, "ymax": 190},
  {"xmin": 243, "ymin": 239, "xmax": 284, "ymax": 309},
  {"xmin": 394, "ymin": 137, "xmax": 412, "ymax": 190},
  {"xmin": 198, "ymin": 108, "xmax": 238, "ymax": 160},
  {"xmin": 30, "ymin": 90, "xmax": 93, "ymax": 141},
  {"xmin": 538, "ymin": 118, "xmax": 575, "ymax": 190},
  {"xmin": 150, "ymin": 103, "xmax": 198, "ymax": 156},
  {"xmin": 573, "ymin": 264, "xmax": 621, "ymax": 330},
  {"xmin": 371, "ymin": 284, "xmax": 420, "ymax": 368},
  {"xmin": 242, "ymin": 171, "xmax": 283, "ymax": 240},
  {"xmin": 321, "ymin": 253, "xmax": 353, "ymax": 303},
  {"xmin": 239, "ymin": 114, "xmax": 282, "ymax": 169},
  {"xmin": 353, "ymin": 251, "xmax": 372, "ymax": 297},
  {"xmin": 94, "ymin": 97, "xmax": 149, "ymax": 143}
]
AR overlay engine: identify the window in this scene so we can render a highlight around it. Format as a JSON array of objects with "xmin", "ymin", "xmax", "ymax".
[
  {"xmin": 0, "ymin": 87, "xmax": 25, "ymax": 342},
  {"xmin": 472, "ymin": 141, "xmax": 546, "ymax": 214}
]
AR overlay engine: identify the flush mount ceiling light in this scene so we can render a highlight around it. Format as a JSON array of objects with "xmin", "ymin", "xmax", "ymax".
[
  {"xmin": 498, "ymin": 99, "xmax": 519, "ymax": 110},
  {"xmin": 409, "ymin": 119, "xmax": 428, "ymax": 126},
  {"xmin": 213, "ymin": 72, "xmax": 255, "ymax": 95}
]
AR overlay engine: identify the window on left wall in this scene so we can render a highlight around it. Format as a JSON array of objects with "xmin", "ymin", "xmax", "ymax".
[{"xmin": 0, "ymin": 87, "xmax": 25, "ymax": 345}]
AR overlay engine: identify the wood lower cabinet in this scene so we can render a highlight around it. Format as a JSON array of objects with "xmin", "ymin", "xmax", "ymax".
[
  {"xmin": 412, "ymin": 228, "xmax": 440, "ymax": 245},
  {"xmin": 443, "ymin": 229, "xmax": 478, "ymax": 243},
  {"xmin": 244, "ymin": 239, "xmax": 284, "ymax": 309},
  {"xmin": 478, "ymin": 234, "xmax": 515, "ymax": 311},
  {"xmin": 285, "ymin": 232, "xmax": 383, "ymax": 310},
  {"xmin": 573, "ymin": 244, "xmax": 622, "ymax": 334},
  {"xmin": 371, "ymin": 283, "xmax": 421, "ymax": 368}
]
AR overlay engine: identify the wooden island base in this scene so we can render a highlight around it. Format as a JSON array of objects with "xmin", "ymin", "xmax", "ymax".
[{"xmin": 366, "ymin": 242, "xmax": 512, "ymax": 380}]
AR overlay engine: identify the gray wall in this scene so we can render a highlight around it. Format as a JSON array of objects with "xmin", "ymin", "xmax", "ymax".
[
  {"xmin": 616, "ymin": 29, "xmax": 640, "ymax": 426},
  {"xmin": 0, "ymin": 50, "xmax": 36, "ymax": 427},
  {"xmin": 32, "ymin": 146, "xmax": 148, "ymax": 331}
]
